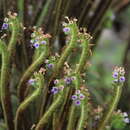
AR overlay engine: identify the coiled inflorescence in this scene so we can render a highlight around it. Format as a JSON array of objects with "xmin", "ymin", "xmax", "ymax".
[
  {"xmin": 112, "ymin": 67, "xmax": 125, "ymax": 83},
  {"xmin": 30, "ymin": 27, "xmax": 51, "ymax": 48}
]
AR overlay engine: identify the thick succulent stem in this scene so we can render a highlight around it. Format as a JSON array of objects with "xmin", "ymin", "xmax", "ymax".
[
  {"xmin": 76, "ymin": 102, "xmax": 88, "ymax": 130},
  {"xmin": 0, "ymin": 17, "xmax": 20, "ymax": 130},
  {"xmin": 67, "ymin": 105, "xmax": 77, "ymax": 130},
  {"xmin": 17, "ymin": 46, "xmax": 49, "ymax": 101},
  {"xmin": 35, "ymin": 93, "xmax": 64, "ymax": 130},
  {"xmin": 14, "ymin": 74, "xmax": 44, "ymax": 130},
  {"xmin": 75, "ymin": 37, "xmax": 89, "ymax": 73},
  {"xmin": 97, "ymin": 85, "xmax": 123, "ymax": 130},
  {"xmin": 67, "ymin": 35, "xmax": 90, "ymax": 130},
  {"xmin": 0, "ymin": 41, "xmax": 14, "ymax": 130}
]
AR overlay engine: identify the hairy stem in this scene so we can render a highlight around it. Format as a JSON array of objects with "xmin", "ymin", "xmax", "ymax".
[
  {"xmin": 0, "ymin": 41, "xmax": 14, "ymax": 130},
  {"xmin": 17, "ymin": 46, "xmax": 49, "ymax": 101},
  {"xmin": 67, "ymin": 105, "xmax": 76, "ymax": 130},
  {"xmin": 35, "ymin": 93, "xmax": 64, "ymax": 130},
  {"xmin": 76, "ymin": 103, "xmax": 87, "ymax": 130},
  {"xmin": 15, "ymin": 74, "xmax": 44, "ymax": 130},
  {"xmin": 97, "ymin": 85, "xmax": 123, "ymax": 130},
  {"xmin": 75, "ymin": 37, "xmax": 89, "ymax": 73}
]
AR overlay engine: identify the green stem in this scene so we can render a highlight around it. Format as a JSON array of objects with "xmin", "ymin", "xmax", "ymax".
[
  {"xmin": 67, "ymin": 35, "xmax": 90, "ymax": 129},
  {"xmin": 55, "ymin": 25, "xmax": 78, "ymax": 75},
  {"xmin": 15, "ymin": 74, "xmax": 44, "ymax": 130},
  {"xmin": 17, "ymin": 46, "xmax": 49, "ymax": 101},
  {"xmin": 35, "ymin": 93, "xmax": 64, "ymax": 130},
  {"xmin": 36, "ymin": 0, "xmax": 52, "ymax": 27},
  {"xmin": 67, "ymin": 105, "xmax": 76, "ymax": 130},
  {"xmin": 76, "ymin": 103, "xmax": 87, "ymax": 130},
  {"xmin": 75, "ymin": 37, "xmax": 89, "ymax": 73},
  {"xmin": 17, "ymin": 0, "xmax": 24, "ymax": 22},
  {"xmin": 53, "ymin": 0, "xmax": 62, "ymax": 40},
  {"xmin": 67, "ymin": 75, "xmax": 80, "ymax": 130},
  {"xmin": 7, "ymin": 19, "xmax": 19, "ymax": 55},
  {"xmin": 97, "ymin": 85, "xmax": 123, "ymax": 130},
  {"xmin": 0, "ymin": 41, "xmax": 14, "ymax": 130}
]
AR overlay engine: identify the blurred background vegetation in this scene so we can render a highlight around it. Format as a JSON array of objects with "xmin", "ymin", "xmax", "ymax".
[{"xmin": 0, "ymin": 0, "xmax": 130, "ymax": 129}]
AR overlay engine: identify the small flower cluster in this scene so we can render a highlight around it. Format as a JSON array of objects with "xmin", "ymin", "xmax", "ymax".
[
  {"xmin": 64, "ymin": 76, "xmax": 75, "ymax": 85},
  {"xmin": 114, "ymin": 110, "xmax": 129, "ymax": 124},
  {"xmin": 1, "ymin": 12, "xmax": 18, "ymax": 30},
  {"xmin": 51, "ymin": 79, "xmax": 64, "ymax": 94},
  {"xmin": 45, "ymin": 54, "xmax": 60, "ymax": 70},
  {"xmin": 30, "ymin": 27, "xmax": 51, "ymax": 48},
  {"xmin": 51, "ymin": 76, "xmax": 75, "ymax": 94},
  {"xmin": 71, "ymin": 90, "xmax": 85, "ymax": 106},
  {"xmin": 45, "ymin": 59, "xmax": 54, "ymax": 69},
  {"xmin": 45, "ymin": 58, "xmax": 55, "ymax": 70},
  {"xmin": 112, "ymin": 67, "xmax": 125, "ymax": 83},
  {"xmin": 62, "ymin": 16, "xmax": 77, "ymax": 34}
]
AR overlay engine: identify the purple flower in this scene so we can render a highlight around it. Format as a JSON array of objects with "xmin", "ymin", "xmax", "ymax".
[
  {"xmin": 47, "ymin": 63, "xmax": 54, "ymax": 69},
  {"xmin": 41, "ymin": 40, "xmax": 47, "ymax": 45},
  {"xmin": 119, "ymin": 76, "xmax": 125, "ymax": 83},
  {"xmin": 64, "ymin": 77, "xmax": 72, "ymax": 84},
  {"xmin": 51, "ymin": 87, "xmax": 58, "ymax": 94},
  {"xmin": 28, "ymin": 79, "xmax": 35, "ymax": 85},
  {"xmin": 112, "ymin": 72, "xmax": 118, "ymax": 78},
  {"xmin": 79, "ymin": 94, "xmax": 85, "ymax": 100},
  {"xmin": 1, "ymin": 23, "xmax": 8, "ymax": 30},
  {"xmin": 34, "ymin": 43, "xmax": 39, "ymax": 48},
  {"xmin": 123, "ymin": 118, "xmax": 129, "ymax": 123},
  {"xmin": 63, "ymin": 27, "xmax": 70, "ymax": 33},
  {"xmin": 71, "ymin": 95, "xmax": 78, "ymax": 100},
  {"xmin": 75, "ymin": 100, "xmax": 81, "ymax": 106}
]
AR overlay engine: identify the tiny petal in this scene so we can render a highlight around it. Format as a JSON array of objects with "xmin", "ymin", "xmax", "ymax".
[
  {"xmin": 112, "ymin": 72, "xmax": 118, "ymax": 78},
  {"xmin": 63, "ymin": 27, "xmax": 70, "ymax": 33},
  {"xmin": 59, "ymin": 85, "xmax": 64, "ymax": 91},
  {"xmin": 75, "ymin": 90, "xmax": 81, "ymax": 95},
  {"xmin": 75, "ymin": 100, "xmax": 81, "ymax": 106},
  {"xmin": 79, "ymin": 94, "xmax": 85, "ymax": 100},
  {"xmin": 71, "ymin": 95, "xmax": 78, "ymax": 100},
  {"xmin": 113, "ymin": 79, "xmax": 118, "ymax": 83},
  {"xmin": 124, "ymin": 118, "xmax": 129, "ymax": 123},
  {"xmin": 47, "ymin": 63, "xmax": 54, "ymax": 69},
  {"xmin": 45, "ymin": 59, "xmax": 49, "ymax": 64},
  {"xmin": 41, "ymin": 40, "xmax": 47, "ymax": 45},
  {"xmin": 119, "ymin": 76, "xmax": 125, "ymax": 83},
  {"xmin": 1, "ymin": 23, "xmax": 8, "ymax": 30},
  {"xmin": 123, "ymin": 112, "xmax": 128, "ymax": 117},
  {"xmin": 30, "ymin": 40, "xmax": 34, "ymax": 43},
  {"xmin": 51, "ymin": 87, "xmax": 58, "ymax": 94},
  {"xmin": 34, "ymin": 43, "xmax": 39, "ymax": 48},
  {"xmin": 71, "ymin": 76, "xmax": 76, "ymax": 81},
  {"xmin": 28, "ymin": 79, "xmax": 35, "ymax": 85},
  {"xmin": 64, "ymin": 77, "xmax": 72, "ymax": 84}
]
